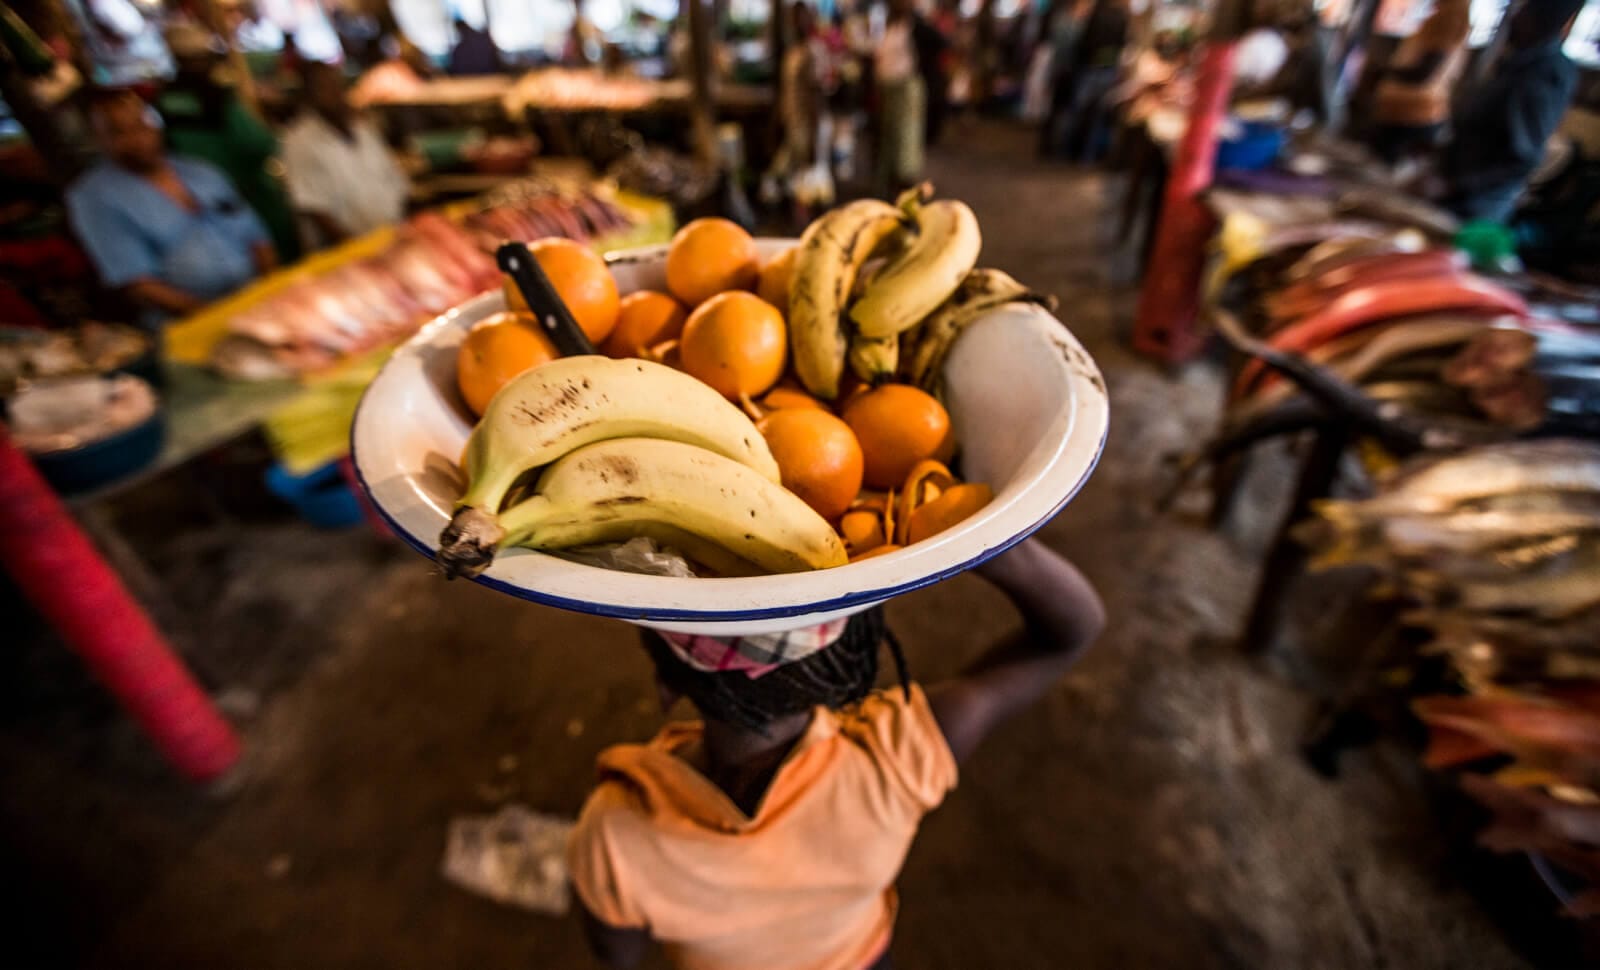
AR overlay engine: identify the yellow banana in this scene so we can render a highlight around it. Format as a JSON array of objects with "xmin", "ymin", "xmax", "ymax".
[
  {"xmin": 848, "ymin": 333, "xmax": 899, "ymax": 386},
  {"xmin": 788, "ymin": 199, "xmax": 907, "ymax": 399},
  {"xmin": 851, "ymin": 199, "xmax": 982, "ymax": 339},
  {"xmin": 439, "ymin": 356, "xmax": 777, "ymax": 576},
  {"xmin": 902, "ymin": 269, "xmax": 1055, "ymax": 391},
  {"xmin": 490, "ymin": 438, "xmax": 847, "ymax": 575}
]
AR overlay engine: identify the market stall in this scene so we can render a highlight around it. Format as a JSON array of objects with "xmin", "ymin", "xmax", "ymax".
[
  {"xmin": 1, "ymin": 171, "xmax": 671, "ymax": 780},
  {"xmin": 1152, "ymin": 126, "xmax": 1600, "ymax": 924},
  {"xmin": 356, "ymin": 68, "xmax": 772, "ymax": 184},
  {"xmin": 160, "ymin": 177, "xmax": 670, "ymax": 478}
]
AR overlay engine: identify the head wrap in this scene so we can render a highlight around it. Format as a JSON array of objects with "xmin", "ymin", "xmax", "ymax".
[{"xmin": 658, "ymin": 618, "xmax": 851, "ymax": 679}]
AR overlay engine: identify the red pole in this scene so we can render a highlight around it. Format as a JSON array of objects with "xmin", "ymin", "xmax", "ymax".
[
  {"xmin": 1131, "ymin": 39, "xmax": 1239, "ymax": 363},
  {"xmin": 0, "ymin": 429, "xmax": 241, "ymax": 782}
]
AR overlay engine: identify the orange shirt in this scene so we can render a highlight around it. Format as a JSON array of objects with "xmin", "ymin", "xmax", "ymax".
[{"xmin": 567, "ymin": 686, "xmax": 958, "ymax": 970}]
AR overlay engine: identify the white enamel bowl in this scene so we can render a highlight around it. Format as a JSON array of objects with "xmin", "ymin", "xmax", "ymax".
[{"xmin": 351, "ymin": 240, "xmax": 1109, "ymax": 636}]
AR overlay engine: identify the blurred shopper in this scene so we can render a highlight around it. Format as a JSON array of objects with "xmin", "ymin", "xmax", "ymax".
[
  {"xmin": 570, "ymin": 538, "xmax": 1105, "ymax": 970},
  {"xmin": 918, "ymin": 0, "xmax": 953, "ymax": 144},
  {"xmin": 282, "ymin": 62, "xmax": 410, "ymax": 247},
  {"xmin": 970, "ymin": 0, "xmax": 997, "ymax": 112},
  {"xmin": 1049, "ymin": 0, "xmax": 1128, "ymax": 162},
  {"xmin": 826, "ymin": 4, "xmax": 869, "ymax": 182},
  {"xmin": 874, "ymin": 0, "xmax": 942, "ymax": 192},
  {"xmin": 768, "ymin": 2, "xmax": 831, "ymax": 221},
  {"xmin": 157, "ymin": 22, "xmax": 299, "ymax": 261},
  {"xmin": 447, "ymin": 17, "xmax": 502, "ymax": 76},
  {"xmin": 1036, "ymin": 0, "xmax": 1090, "ymax": 155},
  {"xmin": 67, "ymin": 88, "xmax": 275, "ymax": 327},
  {"xmin": 1438, "ymin": 0, "xmax": 1585, "ymax": 223},
  {"xmin": 1369, "ymin": 0, "xmax": 1470, "ymax": 166}
]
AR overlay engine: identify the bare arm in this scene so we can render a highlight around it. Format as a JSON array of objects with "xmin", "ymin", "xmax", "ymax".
[
  {"xmin": 252, "ymin": 240, "xmax": 278, "ymax": 275},
  {"xmin": 301, "ymin": 209, "xmax": 350, "ymax": 248},
  {"xmin": 1384, "ymin": 50, "xmax": 1446, "ymax": 85},
  {"xmin": 124, "ymin": 278, "xmax": 205, "ymax": 317},
  {"xmin": 578, "ymin": 902, "xmax": 652, "ymax": 969},
  {"xmin": 926, "ymin": 538, "xmax": 1105, "ymax": 763}
]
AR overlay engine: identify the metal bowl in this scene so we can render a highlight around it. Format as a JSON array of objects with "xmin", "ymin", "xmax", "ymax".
[{"xmin": 351, "ymin": 240, "xmax": 1108, "ymax": 635}]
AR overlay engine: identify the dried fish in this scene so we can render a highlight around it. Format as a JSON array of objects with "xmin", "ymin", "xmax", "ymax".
[
  {"xmin": 1325, "ymin": 440, "xmax": 1600, "ymax": 522},
  {"xmin": 1284, "ymin": 231, "xmax": 1429, "ymax": 283},
  {"xmin": 1233, "ymin": 277, "xmax": 1529, "ymax": 397},
  {"xmin": 1233, "ymin": 316, "xmax": 1498, "ymax": 417},
  {"xmin": 1443, "ymin": 540, "xmax": 1600, "ymax": 618}
]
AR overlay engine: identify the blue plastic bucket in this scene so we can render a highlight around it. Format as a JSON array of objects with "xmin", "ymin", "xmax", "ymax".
[
  {"xmin": 265, "ymin": 460, "xmax": 364, "ymax": 529},
  {"xmin": 1217, "ymin": 122, "xmax": 1285, "ymax": 172}
]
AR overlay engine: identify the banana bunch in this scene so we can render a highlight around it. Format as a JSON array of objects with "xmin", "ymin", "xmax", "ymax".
[
  {"xmin": 901, "ymin": 269, "xmax": 1058, "ymax": 392},
  {"xmin": 789, "ymin": 183, "xmax": 1010, "ymax": 398},
  {"xmin": 438, "ymin": 355, "xmax": 845, "ymax": 578},
  {"xmin": 788, "ymin": 198, "xmax": 906, "ymax": 399}
]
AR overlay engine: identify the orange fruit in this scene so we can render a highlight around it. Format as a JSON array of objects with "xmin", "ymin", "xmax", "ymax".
[
  {"xmin": 679, "ymin": 291, "xmax": 787, "ymax": 399},
  {"xmin": 758, "ymin": 408, "xmax": 864, "ymax": 521},
  {"xmin": 842, "ymin": 383, "xmax": 953, "ymax": 490},
  {"xmin": 456, "ymin": 311, "xmax": 558, "ymax": 416},
  {"xmin": 665, "ymin": 218, "xmax": 759, "ymax": 306},
  {"xmin": 838, "ymin": 508, "xmax": 886, "ymax": 553},
  {"xmin": 503, "ymin": 238, "xmax": 619, "ymax": 344},
  {"xmin": 761, "ymin": 384, "xmax": 827, "ymax": 412},
  {"xmin": 756, "ymin": 245, "xmax": 798, "ymax": 316},
  {"xmin": 602, "ymin": 290, "xmax": 687, "ymax": 358}
]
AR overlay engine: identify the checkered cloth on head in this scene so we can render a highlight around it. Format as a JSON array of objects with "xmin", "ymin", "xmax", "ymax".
[{"xmin": 659, "ymin": 618, "xmax": 852, "ymax": 679}]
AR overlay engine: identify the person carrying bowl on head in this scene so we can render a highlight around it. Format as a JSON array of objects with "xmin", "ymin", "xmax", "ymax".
[
  {"xmin": 569, "ymin": 537, "xmax": 1105, "ymax": 970},
  {"xmin": 66, "ymin": 87, "xmax": 277, "ymax": 329}
]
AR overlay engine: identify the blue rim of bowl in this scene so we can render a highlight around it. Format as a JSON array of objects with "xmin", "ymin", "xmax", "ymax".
[{"xmin": 348, "ymin": 382, "xmax": 1107, "ymax": 622}]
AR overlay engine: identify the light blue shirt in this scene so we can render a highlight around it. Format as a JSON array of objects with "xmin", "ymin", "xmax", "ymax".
[{"xmin": 66, "ymin": 156, "xmax": 268, "ymax": 325}]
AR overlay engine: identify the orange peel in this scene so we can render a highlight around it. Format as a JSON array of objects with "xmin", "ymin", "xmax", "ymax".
[{"xmin": 905, "ymin": 483, "xmax": 993, "ymax": 545}]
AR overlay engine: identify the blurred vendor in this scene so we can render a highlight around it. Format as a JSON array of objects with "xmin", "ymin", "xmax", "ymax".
[
  {"xmin": 1438, "ymin": 0, "xmax": 1584, "ymax": 223},
  {"xmin": 447, "ymin": 17, "xmax": 502, "ymax": 75},
  {"xmin": 1369, "ymin": 0, "xmax": 1470, "ymax": 165},
  {"xmin": 156, "ymin": 22, "xmax": 299, "ymax": 261},
  {"xmin": 281, "ymin": 62, "xmax": 410, "ymax": 247},
  {"xmin": 66, "ymin": 88, "xmax": 276, "ymax": 327}
]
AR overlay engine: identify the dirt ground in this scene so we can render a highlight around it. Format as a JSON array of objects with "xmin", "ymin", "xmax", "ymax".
[{"xmin": 1, "ymin": 123, "xmax": 1576, "ymax": 969}]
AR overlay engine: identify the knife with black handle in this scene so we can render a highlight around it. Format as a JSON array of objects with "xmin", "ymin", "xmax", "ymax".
[{"xmin": 495, "ymin": 241, "xmax": 599, "ymax": 357}]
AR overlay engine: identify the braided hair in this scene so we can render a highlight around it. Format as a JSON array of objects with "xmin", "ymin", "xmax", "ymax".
[{"xmin": 641, "ymin": 607, "xmax": 911, "ymax": 735}]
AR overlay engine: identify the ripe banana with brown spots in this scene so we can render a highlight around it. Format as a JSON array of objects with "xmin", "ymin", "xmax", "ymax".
[
  {"xmin": 438, "ymin": 355, "xmax": 778, "ymax": 577},
  {"xmin": 902, "ymin": 269, "xmax": 1056, "ymax": 391},
  {"xmin": 851, "ymin": 198, "xmax": 982, "ymax": 339},
  {"xmin": 848, "ymin": 333, "xmax": 900, "ymax": 385},
  {"xmin": 491, "ymin": 437, "xmax": 848, "ymax": 574},
  {"xmin": 788, "ymin": 199, "xmax": 907, "ymax": 400}
]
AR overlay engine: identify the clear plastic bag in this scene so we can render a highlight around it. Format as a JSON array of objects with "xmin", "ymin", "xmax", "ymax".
[
  {"xmin": 440, "ymin": 804, "xmax": 575, "ymax": 914},
  {"xmin": 554, "ymin": 536, "xmax": 698, "ymax": 577}
]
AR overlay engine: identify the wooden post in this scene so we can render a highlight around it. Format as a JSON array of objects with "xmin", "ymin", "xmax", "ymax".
[{"xmin": 685, "ymin": 0, "xmax": 717, "ymax": 162}]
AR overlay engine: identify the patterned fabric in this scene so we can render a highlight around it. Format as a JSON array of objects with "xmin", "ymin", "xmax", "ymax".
[{"xmin": 660, "ymin": 617, "xmax": 851, "ymax": 679}]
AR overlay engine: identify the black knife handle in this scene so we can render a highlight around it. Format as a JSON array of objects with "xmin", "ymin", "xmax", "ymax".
[{"xmin": 495, "ymin": 242, "xmax": 599, "ymax": 357}]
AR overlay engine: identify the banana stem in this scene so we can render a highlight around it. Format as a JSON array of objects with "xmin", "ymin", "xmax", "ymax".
[{"xmin": 437, "ymin": 506, "xmax": 508, "ymax": 579}]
